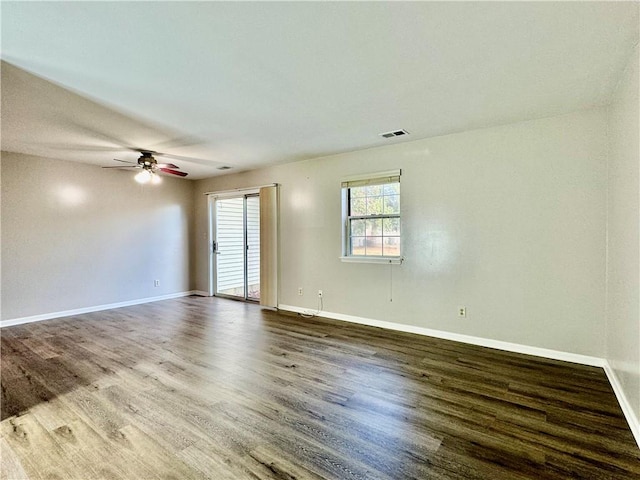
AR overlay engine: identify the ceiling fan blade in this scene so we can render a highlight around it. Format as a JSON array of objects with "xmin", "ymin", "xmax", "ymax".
[
  {"xmin": 37, "ymin": 143, "xmax": 126, "ymax": 152},
  {"xmin": 102, "ymin": 165, "xmax": 139, "ymax": 169},
  {"xmin": 156, "ymin": 163, "xmax": 179, "ymax": 169},
  {"xmin": 150, "ymin": 134, "xmax": 206, "ymax": 151},
  {"xmin": 68, "ymin": 121, "xmax": 136, "ymax": 150},
  {"xmin": 159, "ymin": 168, "xmax": 188, "ymax": 177},
  {"xmin": 154, "ymin": 152, "xmax": 222, "ymax": 167},
  {"xmin": 113, "ymin": 158, "xmax": 137, "ymax": 164}
]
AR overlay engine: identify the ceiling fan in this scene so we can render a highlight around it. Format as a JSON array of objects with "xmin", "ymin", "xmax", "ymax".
[{"xmin": 103, "ymin": 150, "xmax": 188, "ymax": 184}]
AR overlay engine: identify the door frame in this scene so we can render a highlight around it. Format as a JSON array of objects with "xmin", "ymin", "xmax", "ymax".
[{"xmin": 208, "ymin": 189, "xmax": 260, "ymax": 301}]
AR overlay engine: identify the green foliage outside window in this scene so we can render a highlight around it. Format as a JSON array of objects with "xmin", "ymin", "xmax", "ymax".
[{"xmin": 347, "ymin": 182, "xmax": 400, "ymax": 257}]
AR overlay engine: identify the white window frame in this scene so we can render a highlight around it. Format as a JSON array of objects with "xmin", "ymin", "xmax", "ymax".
[{"xmin": 340, "ymin": 169, "xmax": 403, "ymax": 264}]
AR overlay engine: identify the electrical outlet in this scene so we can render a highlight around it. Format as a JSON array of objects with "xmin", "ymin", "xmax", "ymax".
[
  {"xmin": 458, "ymin": 306, "xmax": 466, "ymax": 318},
  {"xmin": 154, "ymin": 280, "xmax": 160, "ymax": 287},
  {"xmin": 318, "ymin": 290, "xmax": 323, "ymax": 298},
  {"xmin": 298, "ymin": 287, "xmax": 303, "ymax": 296}
]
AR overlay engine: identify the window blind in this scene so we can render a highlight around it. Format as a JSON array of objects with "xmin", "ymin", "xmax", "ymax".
[
  {"xmin": 259, "ymin": 185, "xmax": 279, "ymax": 308},
  {"xmin": 341, "ymin": 169, "xmax": 401, "ymax": 189}
]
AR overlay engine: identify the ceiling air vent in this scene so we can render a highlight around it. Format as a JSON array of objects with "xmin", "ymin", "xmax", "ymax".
[
  {"xmin": 217, "ymin": 166, "xmax": 232, "ymax": 170},
  {"xmin": 379, "ymin": 129, "xmax": 409, "ymax": 139}
]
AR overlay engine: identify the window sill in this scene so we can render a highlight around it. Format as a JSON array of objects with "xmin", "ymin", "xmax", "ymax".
[{"xmin": 340, "ymin": 256, "xmax": 403, "ymax": 265}]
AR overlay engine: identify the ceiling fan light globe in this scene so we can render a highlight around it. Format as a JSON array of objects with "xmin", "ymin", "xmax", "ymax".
[
  {"xmin": 135, "ymin": 169, "xmax": 152, "ymax": 184},
  {"xmin": 151, "ymin": 173, "xmax": 162, "ymax": 184}
]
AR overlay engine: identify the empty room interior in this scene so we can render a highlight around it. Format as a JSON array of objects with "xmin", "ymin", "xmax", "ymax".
[{"xmin": 1, "ymin": 2, "xmax": 639, "ymax": 479}]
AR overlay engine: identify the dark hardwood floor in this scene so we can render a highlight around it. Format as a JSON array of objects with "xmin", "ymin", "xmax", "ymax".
[{"xmin": 1, "ymin": 296, "xmax": 638, "ymax": 479}]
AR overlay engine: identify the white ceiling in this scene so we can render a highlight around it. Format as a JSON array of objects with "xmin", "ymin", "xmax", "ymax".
[{"xmin": 2, "ymin": 2, "xmax": 638, "ymax": 179}]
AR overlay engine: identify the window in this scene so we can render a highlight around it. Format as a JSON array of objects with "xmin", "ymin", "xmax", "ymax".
[{"xmin": 341, "ymin": 170, "xmax": 402, "ymax": 263}]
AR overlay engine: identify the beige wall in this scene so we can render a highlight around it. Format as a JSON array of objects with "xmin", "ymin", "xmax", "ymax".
[
  {"xmin": 0, "ymin": 156, "xmax": 2, "ymax": 319},
  {"xmin": 2, "ymin": 92, "xmax": 634, "ymax": 389},
  {"xmin": 194, "ymin": 108, "xmax": 609, "ymax": 357},
  {"xmin": 606, "ymin": 46, "xmax": 640, "ymax": 428},
  {"xmin": 3, "ymin": 108, "xmax": 613, "ymax": 359},
  {"xmin": 1, "ymin": 153, "xmax": 194, "ymax": 320}
]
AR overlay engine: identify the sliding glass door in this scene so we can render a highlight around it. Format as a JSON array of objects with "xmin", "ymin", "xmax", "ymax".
[
  {"xmin": 214, "ymin": 194, "xmax": 260, "ymax": 301},
  {"xmin": 245, "ymin": 195, "xmax": 260, "ymax": 300}
]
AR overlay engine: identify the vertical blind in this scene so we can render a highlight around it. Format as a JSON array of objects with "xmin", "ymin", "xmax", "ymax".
[
  {"xmin": 259, "ymin": 185, "xmax": 279, "ymax": 308},
  {"xmin": 215, "ymin": 197, "xmax": 246, "ymax": 295}
]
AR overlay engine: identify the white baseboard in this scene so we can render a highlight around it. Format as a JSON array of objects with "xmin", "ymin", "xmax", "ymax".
[
  {"xmin": 190, "ymin": 290, "xmax": 210, "ymax": 297},
  {"xmin": 603, "ymin": 361, "xmax": 640, "ymax": 448},
  {"xmin": 278, "ymin": 304, "xmax": 604, "ymax": 367},
  {"xmin": 0, "ymin": 291, "xmax": 200, "ymax": 328}
]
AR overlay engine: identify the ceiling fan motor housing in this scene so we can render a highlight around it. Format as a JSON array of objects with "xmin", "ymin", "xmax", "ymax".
[
  {"xmin": 138, "ymin": 151, "xmax": 157, "ymax": 169},
  {"xmin": 104, "ymin": 150, "xmax": 188, "ymax": 178}
]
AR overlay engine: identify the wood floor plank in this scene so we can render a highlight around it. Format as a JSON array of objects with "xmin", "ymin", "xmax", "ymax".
[
  {"xmin": 49, "ymin": 419, "xmax": 140, "ymax": 480},
  {"xmin": 177, "ymin": 442, "xmax": 242, "ymax": 480},
  {"xmin": 0, "ymin": 438, "xmax": 29, "ymax": 480},
  {"xmin": 1, "ymin": 296, "xmax": 639, "ymax": 479},
  {"xmin": 115, "ymin": 424, "xmax": 204, "ymax": 480},
  {"xmin": 0, "ymin": 413, "xmax": 83, "ymax": 480}
]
